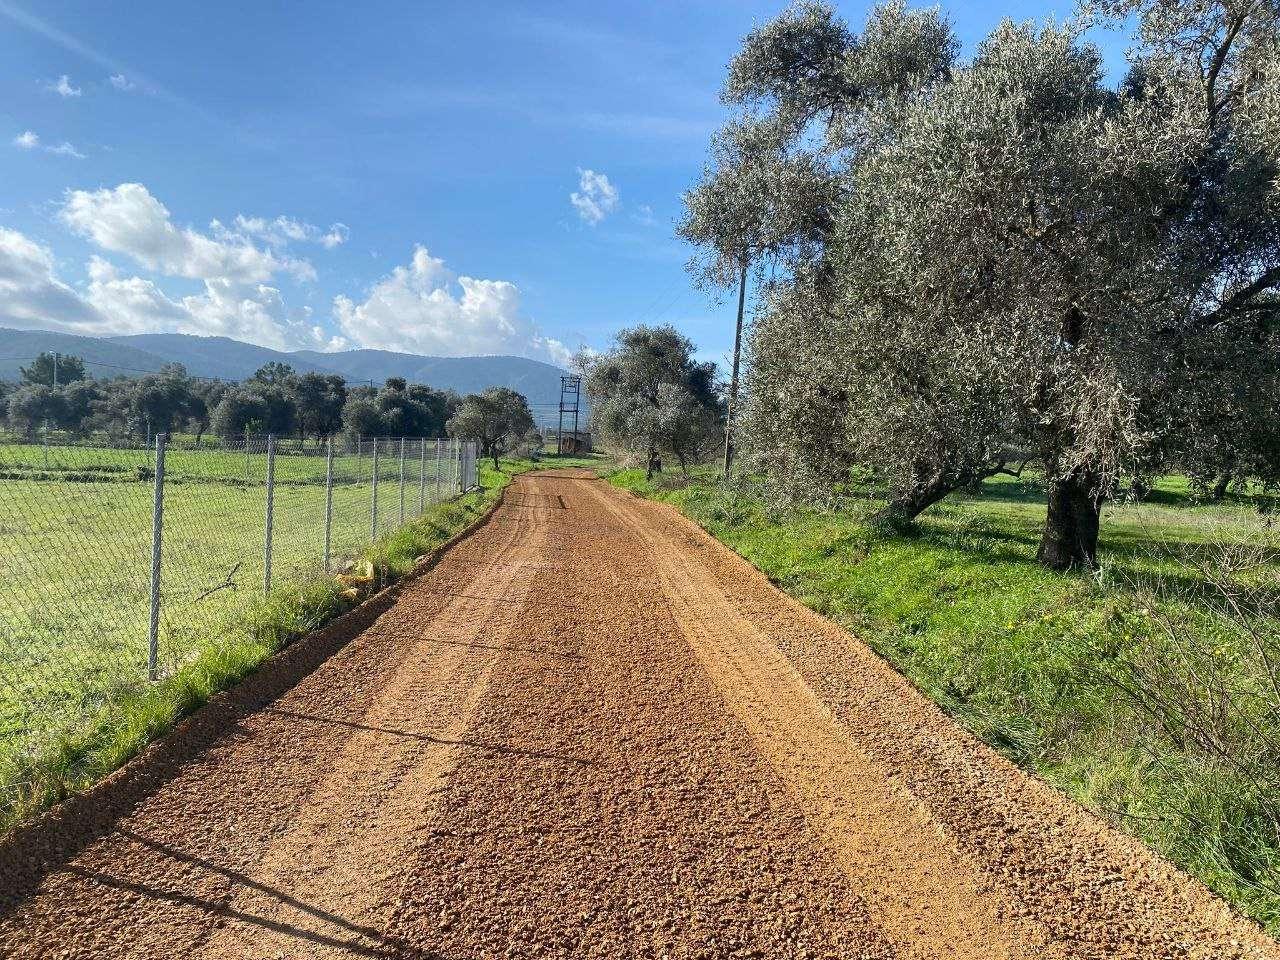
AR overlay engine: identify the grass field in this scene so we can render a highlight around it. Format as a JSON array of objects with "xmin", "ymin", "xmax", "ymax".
[{"xmin": 611, "ymin": 466, "xmax": 1280, "ymax": 932}]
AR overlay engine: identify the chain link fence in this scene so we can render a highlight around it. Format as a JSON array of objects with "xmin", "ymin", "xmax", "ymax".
[{"xmin": 0, "ymin": 435, "xmax": 478, "ymax": 773}]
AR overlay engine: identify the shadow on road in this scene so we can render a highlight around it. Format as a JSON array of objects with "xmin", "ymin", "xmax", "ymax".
[
  {"xmin": 69, "ymin": 829, "xmax": 442, "ymax": 959},
  {"xmin": 261, "ymin": 707, "xmax": 594, "ymax": 766}
]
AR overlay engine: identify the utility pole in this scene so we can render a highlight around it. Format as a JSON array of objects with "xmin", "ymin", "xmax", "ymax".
[
  {"xmin": 723, "ymin": 262, "xmax": 747, "ymax": 478},
  {"xmin": 44, "ymin": 351, "xmax": 60, "ymax": 442},
  {"xmin": 557, "ymin": 375, "xmax": 581, "ymax": 455}
]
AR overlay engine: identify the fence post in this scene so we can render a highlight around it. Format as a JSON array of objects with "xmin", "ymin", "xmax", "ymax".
[
  {"xmin": 147, "ymin": 433, "xmax": 167, "ymax": 681},
  {"xmin": 418, "ymin": 439, "xmax": 427, "ymax": 515},
  {"xmin": 323, "ymin": 437, "xmax": 334, "ymax": 574},
  {"xmin": 264, "ymin": 435, "xmax": 276, "ymax": 594},
  {"xmin": 435, "ymin": 439, "xmax": 442, "ymax": 503},
  {"xmin": 456, "ymin": 440, "xmax": 462, "ymax": 493},
  {"xmin": 371, "ymin": 439, "xmax": 380, "ymax": 540},
  {"xmin": 399, "ymin": 437, "xmax": 406, "ymax": 527}
]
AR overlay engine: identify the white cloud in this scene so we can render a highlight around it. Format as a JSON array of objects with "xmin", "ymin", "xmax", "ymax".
[
  {"xmin": 5, "ymin": 188, "xmax": 565, "ymax": 361},
  {"xmin": 108, "ymin": 73, "xmax": 135, "ymax": 91},
  {"xmin": 0, "ymin": 228, "xmax": 327, "ymax": 348},
  {"xmin": 12, "ymin": 130, "xmax": 84, "ymax": 158},
  {"xmin": 333, "ymin": 245, "xmax": 571, "ymax": 365},
  {"xmin": 55, "ymin": 185, "xmax": 360, "ymax": 346},
  {"xmin": 633, "ymin": 204, "xmax": 657, "ymax": 227},
  {"xmin": 320, "ymin": 223, "xmax": 349, "ymax": 249},
  {"xmin": 228, "ymin": 214, "xmax": 349, "ymax": 251},
  {"xmin": 48, "ymin": 74, "xmax": 81, "ymax": 98},
  {"xmin": 0, "ymin": 228, "xmax": 104, "ymax": 332},
  {"xmin": 569, "ymin": 168, "xmax": 619, "ymax": 226},
  {"xmin": 47, "ymin": 141, "xmax": 84, "ymax": 159},
  {"xmin": 61, "ymin": 183, "xmax": 314, "ymax": 283},
  {"xmin": 80, "ymin": 255, "xmax": 327, "ymax": 348}
]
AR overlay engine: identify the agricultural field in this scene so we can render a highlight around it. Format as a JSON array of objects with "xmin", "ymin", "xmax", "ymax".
[
  {"xmin": 0, "ymin": 439, "xmax": 468, "ymax": 792},
  {"xmin": 611, "ymin": 467, "xmax": 1280, "ymax": 931}
]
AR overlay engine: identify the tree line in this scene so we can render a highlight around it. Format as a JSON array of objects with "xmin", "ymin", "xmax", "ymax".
[
  {"xmin": 0, "ymin": 352, "xmax": 539, "ymax": 460},
  {"xmin": 680, "ymin": 0, "xmax": 1280, "ymax": 570}
]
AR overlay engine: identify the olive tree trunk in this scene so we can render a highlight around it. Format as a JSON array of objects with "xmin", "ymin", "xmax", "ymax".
[
  {"xmin": 1210, "ymin": 472, "xmax": 1232, "ymax": 501},
  {"xmin": 873, "ymin": 461, "xmax": 1003, "ymax": 530},
  {"xmin": 1037, "ymin": 471, "xmax": 1103, "ymax": 570}
]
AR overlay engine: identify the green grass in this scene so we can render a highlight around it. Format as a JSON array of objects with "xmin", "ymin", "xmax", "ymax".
[
  {"xmin": 0, "ymin": 441, "xmax": 466, "ymax": 739},
  {"xmin": 611, "ymin": 466, "xmax": 1280, "ymax": 933},
  {"xmin": 0, "ymin": 453, "xmax": 564, "ymax": 830}
]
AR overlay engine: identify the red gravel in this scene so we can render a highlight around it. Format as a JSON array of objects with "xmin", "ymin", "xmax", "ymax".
[{"xmin": 0, "ymin": 470, "xmax": 1275, "ymax": 959}]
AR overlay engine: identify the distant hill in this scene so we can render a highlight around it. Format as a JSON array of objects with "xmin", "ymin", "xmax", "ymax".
[
  {"xmin": 109, "ymin": 334, "xmax": 338, "ymax": 381},
  {"xmin": 0, "ymin": 328, "xmax": 574, "ymax": 414},
  {"xmin": 0, "ymin": 327, "xmax": 177, "ymax": 381}
]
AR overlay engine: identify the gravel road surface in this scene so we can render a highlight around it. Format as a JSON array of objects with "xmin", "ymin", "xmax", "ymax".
[{"xmin": 1, "ymin": 469, "xmax": 1275, "ymax": 959}]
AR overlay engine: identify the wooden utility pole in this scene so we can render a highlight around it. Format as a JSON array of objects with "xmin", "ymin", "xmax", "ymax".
[{"xmin": 722, "ymin": 262, "xmax": 747, "ymax": 478}]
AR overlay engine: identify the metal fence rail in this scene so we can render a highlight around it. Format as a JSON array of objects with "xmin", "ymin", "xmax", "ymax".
[{"xmin": 0, "ymin": 435, "xmax": 479, "ymax": 772}]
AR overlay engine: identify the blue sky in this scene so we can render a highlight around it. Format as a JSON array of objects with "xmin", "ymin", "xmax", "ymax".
[{"xmin": 0, "ymin": 0, "xmax": 1128, "ymax": 370}]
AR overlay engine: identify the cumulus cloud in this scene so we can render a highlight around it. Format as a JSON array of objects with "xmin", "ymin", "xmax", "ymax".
[
  {"xmin": 13, "ymin": 130, "xmax": 39, "ymax": 149},
  {"xmin": 569, "ymin": 168, "xmax": 619, "ymax": 226},
  {"xmin": 333, "ymin": 246, "xmax": 571, "ymax": 365},
  {"xmin": 48, "ymin": 74, "xmax": 81, "ymax": 98},
  {"xmin": 61, "ymin": 183, "xmax": 314, "ymax": 283},
  {"xmin": 0, "ymin": 228, "xmax": 104, "ymax": 332},
  {"xmin": 0, "ymin": 227, "xmax": 324, "ymax": 348},
  {"xmin": 108, "ymin": 73, "xmax": 135, "ymax": 91},
  {"xmin": 6, "ymin": 186, "xmax": 562, "ymax": 360}
]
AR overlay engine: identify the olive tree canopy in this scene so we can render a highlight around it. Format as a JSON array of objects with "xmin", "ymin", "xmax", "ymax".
[
  {"xmin": 447, "ymin": 387, "xmax": 535, "ymax": 468},
  {"xmin": 683, "ymin": 0, "xmax": 1280, "ymax": 569},
  {"xmin": 581, "ymin": 325, "xmax": 722, "ymax": 477}
]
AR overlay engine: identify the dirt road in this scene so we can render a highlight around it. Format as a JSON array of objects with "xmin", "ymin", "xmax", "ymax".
[{"xmin": 1, "ymin": 470, "xmax": 1275, "ymax": 959}]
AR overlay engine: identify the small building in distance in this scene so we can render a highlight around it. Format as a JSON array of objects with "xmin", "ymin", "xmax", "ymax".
[{"xmin": 558, "ymin": 431, "xmax": 592, "ymax": 455}]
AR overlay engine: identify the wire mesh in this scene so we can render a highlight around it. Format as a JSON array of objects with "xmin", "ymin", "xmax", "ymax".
[{"xmin": 0, "ymin": 434, "xmax": 479, "ymax": 800}]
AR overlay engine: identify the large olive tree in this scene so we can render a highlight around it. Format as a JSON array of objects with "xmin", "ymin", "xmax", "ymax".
[
  {"xmin": 581, "ymin": 325, "xmax": 722, "ymax": 478},
  {"xmin": 447, "ymin": 387, "xmax": 534, "ymax": 468},
  {"xmin": 684, "ymin": 0, "xmax": 1280, "ymax": 569}
]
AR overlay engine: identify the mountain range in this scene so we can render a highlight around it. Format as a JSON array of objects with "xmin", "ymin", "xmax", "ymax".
[{"xmin": 0, "ymin": 327, "xmax": 574, "ymax": 415}]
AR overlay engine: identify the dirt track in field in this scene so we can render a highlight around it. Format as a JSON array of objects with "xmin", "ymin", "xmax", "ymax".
[{"xmin": 1, "ymin": 470, "xmax": 1276, "ymax": 959}]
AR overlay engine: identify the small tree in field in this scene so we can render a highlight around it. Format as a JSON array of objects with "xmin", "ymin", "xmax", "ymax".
[
  {"xmin": 6, "ymin": 385, "xmax": 66, "ymax": 440},
  {"xmin": 447, "ymin": 387, "xmax": 535, "ymax": 468},
  {"xmin": 581, "ymin": 325, "xmax": 722, "ymax": 478}
]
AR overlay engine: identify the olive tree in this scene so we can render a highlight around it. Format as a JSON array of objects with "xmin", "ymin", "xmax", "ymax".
[
  {"xmin": 447, "ymin": 387, "xmax": 535, "ymax": 468},
  {"xmin": 684, "ymin": 0, "xmax": 1280, "ymax": 569},
  {"xmin": 581, "ymin": 325, "xmax": 721, "ymax": 478},
  {"xmin": 20, "ymin": 352, "xmax": 86, "ymax": 387}
]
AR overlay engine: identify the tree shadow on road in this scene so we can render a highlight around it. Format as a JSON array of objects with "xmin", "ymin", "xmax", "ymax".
[
  {"xmin": 262, "ymin": 707, "xmax": 595, "ymax": 766},
  {"xmin": 70, "ymin": 828, "xmax": 444, "ymax": 959}
]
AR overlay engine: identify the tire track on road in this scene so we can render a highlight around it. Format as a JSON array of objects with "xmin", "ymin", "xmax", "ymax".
[{"xmin": 584, "ymin": 477, "xmax": 1051, "ymax": 960}]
